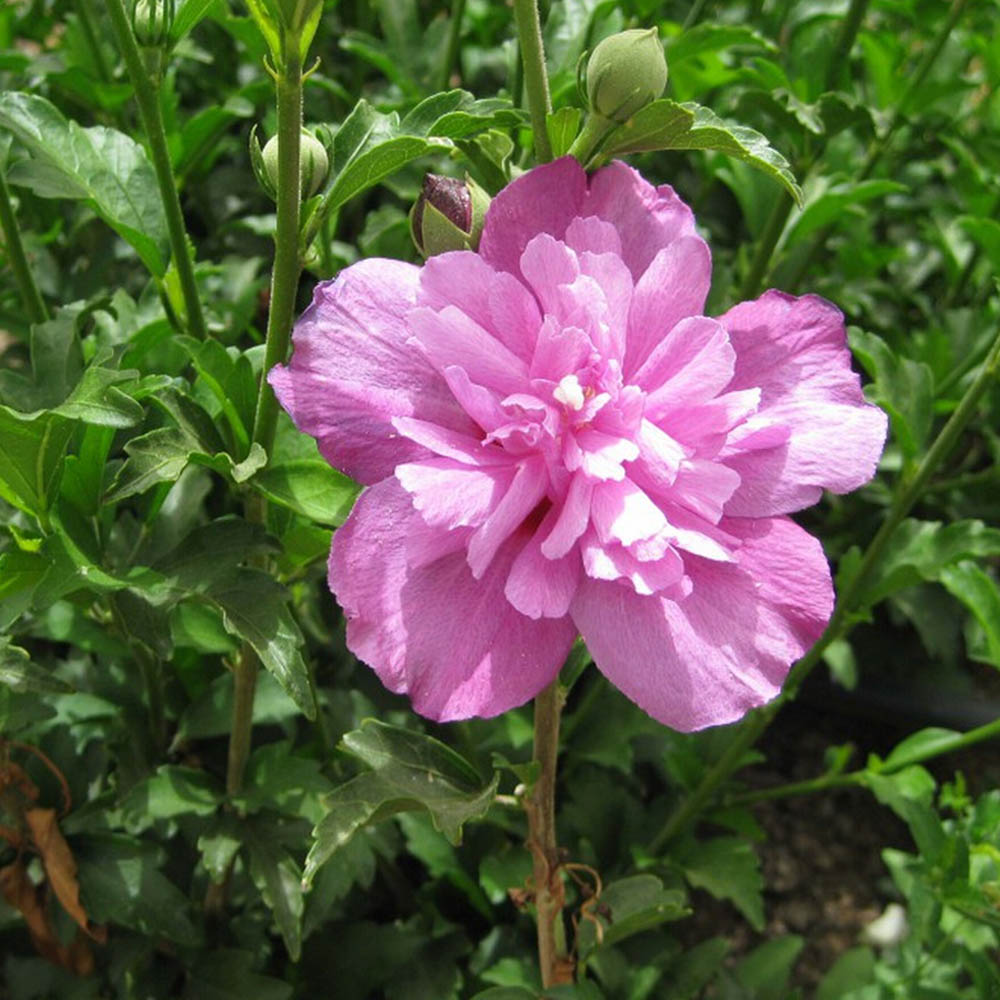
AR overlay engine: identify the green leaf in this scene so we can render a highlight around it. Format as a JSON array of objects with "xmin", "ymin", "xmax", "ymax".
[
  {"xmin": 0, "ymin": 635, "xmax": 73, "ymax": 693},
  {"xmin": 0, "ymin": 92, "xmax": 169, "ymax": 275},
  {"xmin": 849, "ymin": 328, "xmax": 933, "ymax": 461},
  {"xmin": 244, "ymin": 820, "xmax": 304, "ymax": 961},
  {"xmin": 859, "ymin": 519, "xmax": 1000, "ymax": 608},
  {"xmin": 546, "ymin": 107, "xmax": 582, "ymax": 159},
  {"xmin": 105, "ymin": 427, "xmax": 266, "ymax": 502},
  {"xmin": 209, "ymin": 568, "xmax": 316, "ymax": 719},
  {"xmin": 76, "ymin": 833, "xmax": 201, "ymax": 946},
  {"xmin": 152, "ymin": 517, "xmax": 275, "ymax": 597},
  {"xmin": 884, "ymin": 728, "xmax": 961, "ymax": 772},
  {"xmin": 576, "ymin": 874, "xmax": 687, "ymax": 959},
  {"xmin": 940, "ymin": 562, "xmax": 1000, "ymax": 667},
  {"xmin": 183, "ymin": 950, "xmax": 292, "ymax": 1000},
  {"xmin": 865, "ymin": 766, "xmax": 946, "ymax": 861},
  {"xmin": 677, "ymin": 836, "xmax": 765, "ymax": 930},
  {"xmin": 0, "ymin": 550, "xmax": 49, "ymax": 628},
  {"xmin": 666, "ymin": 23, "xmax": 777, "ymax": 66},
  {"xmin": 816, "ymin": 946, "xmax": 876, "ymax": 1000},
  {"xmin": 0, "ymin": 406, "xmax": 73, "ymax": 517},
  {"xmin": 304, "ymin": 720, "xmax": 498, "ymax": 886},
  {"xmin": 662, "ymin": 937, "xmax": 729, "ymax": 1000},
  {"xmin": 733, "ymin": 936, "xmax": 804, "ymax": 1000},
  {"xmin": 786, "ymin": 179, "xmax": 907, "ymax": 246},
  {"xmin": 171, "ymin": 0, "xmax": 219, "ymax": 41},
  {"xmin": 601, "ymin": 99, "xmax": 801, "ymax": 205},
  {"xmin": 118, "ymin": 765, "xmax": 222, "ymax": 831},
  {"xmin": 252, "ymin": 460, "xmax": 359, "ymax": 525},
  {"xmin": 959, "ymin": 215, "xmax": 1000, "ymax": 271}
]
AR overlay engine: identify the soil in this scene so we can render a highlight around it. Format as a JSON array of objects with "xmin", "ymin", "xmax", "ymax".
[{"xmin": 677, "ymin": 674, "xmax": 1000, "ymax": 993}]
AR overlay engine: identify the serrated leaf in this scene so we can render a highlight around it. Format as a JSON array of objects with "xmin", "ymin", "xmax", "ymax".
[
  {"xmin": 304, "ymin": 720, "xmax": 498, "ymax": 886},
  {"xmin": 0, "ymin": 92, "xmax": 169, "ymax": 275},
  {"xmin": 576, "ymin": 874, "xmax": 687, "ymax": 959},
  {"xmin": 678, "ymin": 836, "xmax": 764, "ymax": 930},
  {"xmin": 849, "ymin": 328, "xmax": 933, "ymax": 460},
  {"xmin": 244, "ymin": 820, "xmax": 304, "ymax": 961},
  {"xmin": 857, "ymin": 519, "xmax": 1000, "ymax": 608},
  {"xmin": 118, "ymin": 765, "xmax": 221, "ymax": 831},
  {"xmin": 210, "ymin": 568, "xmax": 316, "ymax": 718},
  {"xmin": 251, "ymin": 459, "xmax": 359, "ymax": 525},
  {"xmin": 602, "ymin": 99, "xmax": 801, "ymax": 204},
  {"xmin": 76, "ymin": 833, "xmax": 201, "ymax": 946}
]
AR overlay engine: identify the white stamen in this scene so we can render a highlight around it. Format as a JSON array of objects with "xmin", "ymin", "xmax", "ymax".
[{"xmin": 553, "ymin": 374, "xmax": 585, "ymax": 411}]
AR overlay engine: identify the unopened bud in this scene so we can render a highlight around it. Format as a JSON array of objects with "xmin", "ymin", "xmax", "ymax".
[
  {"xmin": 133, "ymin": 0, "xmax": 173, "ymax": 46},
  {"xmin": 410, "ymin": 174, "xmax": 490, "ymax": 257},
  {"xmin": 262, "ymin": 130, "xmax": 329, "ymax": 199},
  {"xmin": 586, "ymin": 28, "xmax": 667, "ymax": 123}
]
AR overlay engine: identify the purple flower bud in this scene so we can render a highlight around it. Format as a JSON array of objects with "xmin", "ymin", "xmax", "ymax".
[{"xmin": 410, "ymin": 174, "xmax": 491, "ymax": 257}]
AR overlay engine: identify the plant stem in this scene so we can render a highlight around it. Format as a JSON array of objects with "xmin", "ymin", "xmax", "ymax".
[
  {"xmin": 251, "ymin": 39, "xmax": 304, "ymax": 460},
  {"xmin": 825, "ymin": 0, "xmax": 871, "ymax": 91},
  {"xmin": 739, "ymin": 191, "xmax": 795, "ymax": 301},
  {"xmin": 225, "ymin": 36, "xmax": 305, "ymax": 803},
  {"xmin": 226, "ymin": 642, "xmax": 259, "ymax": 796},
  {"xmin": 105, "ymin": 0, "xmax": 208, "ymax": 340},
  {"xmin": 649, "ymin": 320, "xmax": 1000, "ymax": 853},
  {"xmin": 0, "ymin": 168, "xmax": 49, "ymax": 325},
  {"xmin": 728, "ymin": 712, "xmax": 1000, "ymax": 808},
  {"xmin": 525, "ymin": 679, "xmax": 571, "ymax": 987},
  {"xmin": 566, "ymin": 111, "xmax": 616, "ymax": 168},
  {"xmin": 786, "ymin": 0, "xmax": 969, "ymax": 291},
  {"xmin": 438, "ymin": 0, "xmax": 467, "ymax": 91},
  {"xmin": 512, "ymin": 0, "xmax": 553, "ymax": 163}
]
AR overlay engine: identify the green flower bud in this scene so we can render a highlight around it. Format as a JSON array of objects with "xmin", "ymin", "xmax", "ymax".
[
  {"xmin": 410, "ymin": 173, "xmax": 491, "ymax": 257},
  {"xmin": 261, "ymin": 131, "xmax": 329, "ymax": 199},
  {"xmin": 586, "ymin": 28, "xmax": 668, "ymax": 123},
  {"xmin": 132, "ymin": 0, "xmax": 173, "ymax": 47}
]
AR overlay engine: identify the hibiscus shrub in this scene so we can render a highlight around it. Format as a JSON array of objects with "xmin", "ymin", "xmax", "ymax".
[{"xmin": 1, "ymin": 0, "xmax": 999, "ymax": 997}]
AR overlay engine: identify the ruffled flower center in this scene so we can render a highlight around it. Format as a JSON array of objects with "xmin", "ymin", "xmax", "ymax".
[{"xmin": 393, "ymin": 229, "xmax": 763, "ymax": 614}]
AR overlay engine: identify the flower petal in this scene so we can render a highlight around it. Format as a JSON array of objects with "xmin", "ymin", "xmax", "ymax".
[
  {"xmin": 637, "ymin": 316, "xmax": 735, "ymax": 416},
  {"xmin": 479, "ymin": 157, "xmax": 588, "ymax": 282},
  {"xmin": 329, "ymin": 479, "xmax": 575, "ymax": 721},
  {"xmin": 585, "ymin": 161, "xmax": 703, "ymax": 282},
  {"xmin": 571, "ymin": 516, "xmax": 832, "ymax": 731},
  {"xmin": 505, "ymin": 507, "xmax": 582, "ymax": 619},
  {"xmin": 269, "ymin": 259, "xmax": 469, "ymax": 484},
  {"xmin": 719, "ymin": 291, "xmax": 888, "ymax": 515},
  {"xmin": 625, "ymin": 237, "xmax": 713, "ymax": 378},
  {"xmin": 396, "ymin": 458, "xmax": 515, "ymax": 530}
]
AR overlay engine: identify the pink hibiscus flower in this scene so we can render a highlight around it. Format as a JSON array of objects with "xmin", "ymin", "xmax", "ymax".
[{"xmin": 269, "ymin": 157, "xmax": 887, "ymax": 731}]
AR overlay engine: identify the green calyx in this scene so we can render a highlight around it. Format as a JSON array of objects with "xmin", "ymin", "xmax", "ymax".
[
  {"xmin": 410, "ymin": 174, "xmax": 491, "ymax": 257},
  {"xmin": 585, "ymin": 28, "xmax": 668, "ymax": 123},
  {"xmin": 259, "ymin": 130, "xmax": 329, "ymax": 200},
  {"xmin": 132, "ymin": 0, "xmax": 173, "ymax": 47}
]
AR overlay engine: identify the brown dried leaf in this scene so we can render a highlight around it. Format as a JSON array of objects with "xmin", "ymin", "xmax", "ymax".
[
  {"xmin": 25, "ymin": 807, "xmax": 105, "ymax": 942},
  {"xmin": 0, "ymin": 860, "xmax": 95, "ymax": 973}
]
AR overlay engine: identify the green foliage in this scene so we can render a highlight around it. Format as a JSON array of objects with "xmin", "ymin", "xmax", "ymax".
[{"xmin": 1, "ymin": 0, "xmax": 999, "ymax": 995}]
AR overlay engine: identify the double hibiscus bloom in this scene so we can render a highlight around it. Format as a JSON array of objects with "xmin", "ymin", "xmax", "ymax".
[{"xmin": 270, "ymin": 157, "xmax": 886, "ymax": 731}]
